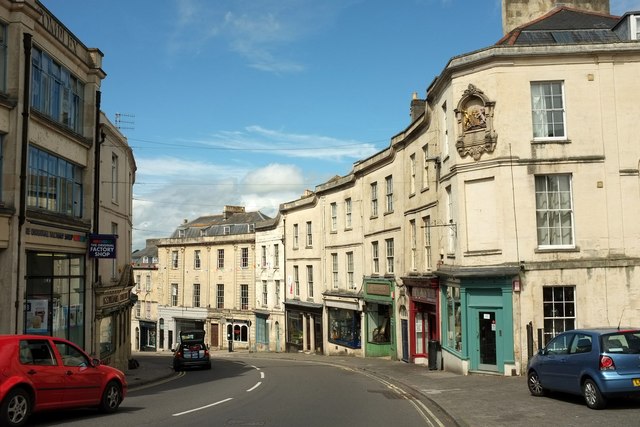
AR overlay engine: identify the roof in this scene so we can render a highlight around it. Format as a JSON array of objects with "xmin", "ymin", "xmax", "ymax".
[
  {"xmin": 497, "ymin": 7, "xmax": 621, "ymax": 46},
  {"xmin": 171, "ymin": 210, "xmax": 271, "ymax": 238}
]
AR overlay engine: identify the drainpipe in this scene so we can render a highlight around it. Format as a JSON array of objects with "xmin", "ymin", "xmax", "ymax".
[
  {"xmin": 15, "ymin": 33, "xmax": 32, "ymax": 333},
  {"xmin": 92, "ymin": 90, "xmax": 102, "ymax": 354}
]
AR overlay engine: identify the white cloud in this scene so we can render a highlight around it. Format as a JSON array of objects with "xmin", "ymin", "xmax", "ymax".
[{"xmin": 132, "ymin": 162, "xmax": 308, "ymax": 250}]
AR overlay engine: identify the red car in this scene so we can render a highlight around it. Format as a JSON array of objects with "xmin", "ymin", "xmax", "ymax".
[{"xmin": 0, "ymin": 335, "xmax": 127, "ymax": 426}]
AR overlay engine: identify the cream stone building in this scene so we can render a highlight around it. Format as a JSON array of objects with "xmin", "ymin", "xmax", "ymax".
[
  {"xmin": 131, "ymin": 239, "xmax": 160, "ymax": 351},
  {"xmin": 154, "ymin": 206, "xmax": 270, "ymax": 351},
  {"xmin": 254, "ymin": 215, "xmax": 286, "ymax": 352},
  {"xmin": 0, "ymin": 0, "xmax": 135, "ymax": 370}
]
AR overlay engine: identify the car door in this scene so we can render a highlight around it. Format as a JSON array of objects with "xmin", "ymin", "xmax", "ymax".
[
  {"xmin": 562, "ymin": 333, "xmax": 594, "ymax": 394},
  {"xmin": 16, "ymin": 339, "xmax": 65, "ymax": 410},
  {"xmin": 537, "ymin": 332, "xmax": 574, "ymax": 391},
  {"xmin": 53, "ymin": 340, "xmax": 103, "ymax": 406}
]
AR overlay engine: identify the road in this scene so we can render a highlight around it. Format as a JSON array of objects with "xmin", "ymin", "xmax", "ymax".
[{"xmin": 28, "ymin": 356, "xmax": 454, "ymax": 427}]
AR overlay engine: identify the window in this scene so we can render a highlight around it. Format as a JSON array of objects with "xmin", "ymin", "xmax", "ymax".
[
  {"xmin": 262, "ymin": 280, "xmax": 268, "ymax": 306},
  {"xmin": 194, "ymin": 250, "xmax": 201, "ymax": 269},
  {"xmin": 543, "ymin": 286, "xmax": 575, "ymax": 345},
  {"xmin": 422, "ymin": 145, "xmax": 430, "ymax": 190},
  {"xmin": 274, "ymin": 280, "xmax": 281, "ymax": 306},
  {"xmin": 241, "ymin": 284, "xmax": 249, "ymax": 310},
  {"xmin": 171, "ymin": 284, "xmax": 178, "ymax": 306},
  {"xmin": 135, "ymin": 301, "xmax": 141, "ymax": 317},
  {"xmin": 446, "ymin": 186, "xmax": 455, "ymax": 253},
  {"xmin": 0, "ymin": 23, "xmax": 7, "ymax": 93},
  {"xmin": 27, "ymin": 146, "xmax": 83, "ymax": 218},
  {"xmin": 241, "ymin": 247, "xmax": 249, "ymax": 268},
  {"xmin": 307, "ymin": 265, "xmax": 314, "ymax": 298},
  {"xmin": 535, "ymin": 175, "xmax": 574, "ymax": 247},
  {"xmin": 423, "ymin": 216, "xmax": 432, "ymax": 270},
  {"xmin": 145, "ymin": 275, "xmax": 151, "ymax": 292},
  {"xmin": 410, "ymin": 154, "xmax": 416, "ymax": 194},
  {"xmin": 293, "ymin": 266, "xmax": 300, "ymax": 297},
  {"xmin": 111, "ymin": 153, "xmax": 118, "ymax": 203},
  {"xmin": 531, "ymin": 81, "xmax": 565, "ymax": 139},
  {"xmin": 217, "ymin": 249, "xmax": 224, "ymax": 269},
  {"xmin": 442, "ymin": 102, "xmax": 449, "ymax": 156},
  {"xmin": 111, "ymin": 223, "xmax": 117, "ymax": 279},
  {"xmin": 345, "ymin": 198, "xmax": 352, "ymax": 229},
  {"xmin": 261, "ymin": 245, "xmax": 267, "ymax": 267},
  {"xmin": 31, "ymin": 47, "xmax": 84, "ymax": 133},
  {"xmin": 178, "ymin": 229, "xmax": 185, "ymax": 238},
  {"xmin": 330, "ymin": 203, "xmax": 337, "ymax": 232},
  {"xmin": 636, "ymin": 16, "xmax": 640, "ymax": 40},
  {"xmin": 445, "ymin": 286, "xmax": 462, "ymax": 352},
  {"xmin": 346, "ymin": 252, "xmax": 354, "ymax": 289},
  {"xmin": 328, "ymin": 308, "xmax": 361, "ymax": 349},
  {"xmin": 371, "ymin": 182, "xmax": 378, "ymax": 217},
  {"xmin": 135, "ymin": 275, "xmax": 141, "ymax": 291},
  {"xmin": 216, "ymin": 284, "xmax": 224, "ymax": 309},
  {"xmin": 410, "ymin": 220, "xmax": 417, "ymax": 271},
  {"xmin": 385, "ymin": 176, "xmax": 393, "ymax": 213},
  {"xmin": 306, "ymin": 222, "xmax": 313, "ymax": 247},
  {"xmin": 145, "ymin": 301, "xmax": 151, "ymax": 319},
  {"xmin": 372, "ymin": 241, "xmax": 379, "ymax": 274},
  {"xmin": 293, "ymin": 224, "xmax": 299, "ymax": 248},
  {"xmin": 368, "ymin": 303, "xmax": 390, "ymax": 343},
  {"xmin": 0, "ymin": 136, "xmax": 3, "ymax": 199},
  {"xmin": 332, "ymin": 253, "xmax": 339, "ymax": 288},
  {"xmin": 274, "ymin": 244, "xmax": 279, "ymax": 268},
  {"xmin": 171, "ymin": 251, "xmax": 179, "ymax": 269},
  {"xmin": 193, "ymin": 283, "xmax": 200, "ymax": 307},
  {"xmin": 385, "ymin": 239, "xmax": 394, "ymax": 274}
]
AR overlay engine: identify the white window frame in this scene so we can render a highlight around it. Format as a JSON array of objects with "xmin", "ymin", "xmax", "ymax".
[
  {"xmin": 385, "ymin": 238, "xmax": 394, "ymax": 274},
  {"xmin": 345, "ymin": 198, "xmax": 352, "ymax": 229},
  {"xmin": 293, "ymin": 224, "xmax": 299, "ymax": 249},
  {"xmin": 193, "ymin": 283, "xmax": 200, "ymax": 307},
  {"xmin": 306, "ymin": 221, "xmax": 313, "ymax": 247},
  {"xmin": 410, "ymin": 154, "xmax": 416, "ymax": 194},
  {"xmin": 410, "ymin": 220, "xmax": 417, "ymax": 271},
  {"xmin": 332, "ymin": 253, "xmax": 339, "ymax": 289},
  {"xmin": 422, "ymin": 145, "xmax": 429, "ymax": 190},
  {"xmin": 423, "ymin": 216, "xmax": 432, "ymax": 271},
  {"xmin": 372, "ymin": 241, "xmax": 379, "ymax": 274},
  {"xmin": 293, "ymin": 266, "xmax": 300, "ymax": 297},
  {"xmin": 111, "ymin": 153, "xmax": 118, "ymax": 203},
  {"xmin": 535, "ymin": 174, "xmax": 574, "ymax": 248},
  {"xmin": 330, "ymin": 202, "xmax": 337, "ymax": 232},
  {"xmin": 385, "ymin": 175, "xmax": 393, "ymax": 213},
  {"xmin": 307, "ymin": 265, "xmax": 314, "ymax": 298},
  {"xmin": 194, "ymin": 250, "xmax": 201, "ymax": 269},
  {"xmin": 371, "ymin": 182, "xmax": 378, "ymax": 217},
  {"xmin": 531, "ymin": 81, "xmax": 566, "ymax": 140},
  {"xmin": 346, "ymin": 252, "xmax": 354, "ymax": 289}
]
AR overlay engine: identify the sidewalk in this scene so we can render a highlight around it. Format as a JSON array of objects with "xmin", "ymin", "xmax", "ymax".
[{"xmin": 123, "ymin": 350, "xmax": 592, "ymax": 427}]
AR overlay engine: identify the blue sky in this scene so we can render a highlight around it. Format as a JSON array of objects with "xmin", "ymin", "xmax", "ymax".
[{"xmin": 41, "ymin": 0, "xmax": 640, "ymax": 250}]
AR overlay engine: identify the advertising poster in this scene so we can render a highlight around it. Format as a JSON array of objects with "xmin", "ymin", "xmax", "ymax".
[{"xmin": 25, "ymin": 299, "xmax": 48, "ymax": 333}]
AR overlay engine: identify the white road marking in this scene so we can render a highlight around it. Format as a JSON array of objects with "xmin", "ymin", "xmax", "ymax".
[
  {"xmin": 247, "ymin": 381, "xmax": 262, "ymax": 392},
  {"xmin": 260, "ymin": 372, "xmax": 265, "ymax": 379},
  {"xmin": 172, "ymin": 398, "xmax": 233, "ymax": 416}
]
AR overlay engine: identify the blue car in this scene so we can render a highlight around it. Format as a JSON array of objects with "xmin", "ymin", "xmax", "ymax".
[{"xmin": 527, "ymin": 328, "xmax": 640, "ymax": 409}]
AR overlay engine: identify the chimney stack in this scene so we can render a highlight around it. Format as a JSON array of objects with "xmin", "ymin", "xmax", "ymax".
[
  {"xmin": 502, "ymin": 0, "xmax": 610, "ymax": 35},
  {"xmin": 410, "ymin": 92, "xmax": 426, "ymax": 123},
  {"xmin": 223, "ymin": 205, "xmax": 245, "ymax": 220}
]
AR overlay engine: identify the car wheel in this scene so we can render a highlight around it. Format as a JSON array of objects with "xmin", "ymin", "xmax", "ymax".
[
  {"xmin": 1, "ymin": 388, "xmax": 31, "ymax": 427},
  {"xmin": 583, "ymin": 378, "xmax": 607, "ymax": 409},
  {"xmin": 99, "ymin": 381, "xmax": 122, "ymax": 413},
  {"xmin": 527, "ymin": 370, "xmax": 546, "ymax": 396}
]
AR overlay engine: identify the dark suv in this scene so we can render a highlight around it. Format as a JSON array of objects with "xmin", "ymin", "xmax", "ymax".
[{"xmin": 173, "ymin": 330, "xmax": 211, "ymax": 371}]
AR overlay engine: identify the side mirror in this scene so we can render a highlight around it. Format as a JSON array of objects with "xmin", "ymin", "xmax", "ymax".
[{"xmin": 91, "ymin": 358, "xmax": 101, "ymax": 367}]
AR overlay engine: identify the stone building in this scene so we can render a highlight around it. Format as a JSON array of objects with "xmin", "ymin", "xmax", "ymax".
[
  {"xmin": 0, "ymin": 0, "xmax": 135, "ymax": 370},
  {"xmin": 131, "ymin": 239, "xmax": 160, "ymax": 351},
  {"xmin": 154, "ymin": 206, "xmax": 270, "ymax": 351}
]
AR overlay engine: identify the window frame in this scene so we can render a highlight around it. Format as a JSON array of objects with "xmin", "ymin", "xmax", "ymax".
[
  {"xmin": 371, "ymin": 182, "xmax": 378, "ymax": 218},
  {"xmin": 385, "ymin": 176, "xmax": 393, "ymax": 213},
  {"xmin": 531, "ymin": 81, "xmax": 566, "ymax": 141},
  {"xmin": 535, "ymin": 174, "xmax": 575, "ymax": 249},
  {"xmin": 385, "ymin": 238, "xmax": 394, "ymax": 274},
  {"xmin": 345, "ymin": 198, "xmax": 352, "ymax": 229}
]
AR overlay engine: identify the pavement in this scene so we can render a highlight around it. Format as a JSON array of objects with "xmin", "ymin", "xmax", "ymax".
[{"xmin": 122, "ymin": 350, "xmax": 630, "ymax": 427}]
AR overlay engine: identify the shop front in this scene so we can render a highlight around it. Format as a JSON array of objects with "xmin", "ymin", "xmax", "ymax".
[
  {"xmin": 138, "ymin": 320, "xmax": 157, "ymax": 351},
  {"xmin": 324, "ymin": 292, "xmax": 362, "ymax": 356},
  {"xmin": 284, "ymin": 301, "xmax": 323, "ymax": 353},
  {"xmin": 363, "ymin": 278, "xmax": 395, "ymax": 358},
  {"xmin": 437, "ymin": 266, "xmax": 518, "ymax": 375},
  {"xmin": 403, "ymin": 276, "xmax": 440, "ymax": 366}
]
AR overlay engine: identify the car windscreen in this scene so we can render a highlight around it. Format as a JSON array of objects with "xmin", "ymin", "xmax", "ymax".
[{"xmin": 601, "ymin": 330, "xmax": 640, "ymax": 354}]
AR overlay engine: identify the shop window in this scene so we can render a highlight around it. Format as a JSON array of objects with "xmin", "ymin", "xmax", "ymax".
[
  {"xmin": 368, "ymin": 303, "xmax": 390, "ymax": 344},
  {"xmin": 445, "ymin": 286, "xmax": 462, "ymax": 352},
  {"xmin": 100, "ymin": 316, "xmax": 113, "ymax": 356},
  {"xmin": 329, "ymin": 308, "xmax": 361, "ymax": 349},
  {"xmin": 287, "ymin": 311, "xmax": 303, "ymax": 346}
]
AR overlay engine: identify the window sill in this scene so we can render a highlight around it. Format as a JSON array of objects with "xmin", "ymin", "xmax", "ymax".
[
  {"xmin": 534, "ymin": 246, "xmax": 579, "ymax": 253},
  {"xmin": 531, "ymin": 138, "xmax": 571, "ymax": 145},
  {"xmin": 464, "ymin": 249, "xmax": 502, "ymax": 257}
]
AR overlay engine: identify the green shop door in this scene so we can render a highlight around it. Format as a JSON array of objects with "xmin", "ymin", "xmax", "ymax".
[{"xmin": 472, "ymin": 309, "xmax": 503, "ymax": 373}]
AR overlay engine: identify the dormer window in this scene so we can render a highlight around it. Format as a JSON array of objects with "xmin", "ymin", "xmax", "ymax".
[
  {"xmin": 635, "ymin": 15, "xmax": 640, "ymax": 40},
  {"xmin": 178, "ymin": 229, "xmax": 186, "ymax": 238}
]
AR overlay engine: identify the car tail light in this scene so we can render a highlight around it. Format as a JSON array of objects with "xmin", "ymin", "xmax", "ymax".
[{"xmin": 600, "ymin": 355, "xmax": 616, "ymax": 371}]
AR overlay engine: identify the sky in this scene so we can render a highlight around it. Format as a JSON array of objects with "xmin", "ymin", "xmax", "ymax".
[{"xmin": 41, "ymin": 0, "xmax": 640, "ymax": 251}]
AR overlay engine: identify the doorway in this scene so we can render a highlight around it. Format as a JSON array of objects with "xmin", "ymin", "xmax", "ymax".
[{"xmin": 478, "ymin": 310, "xmax": 497, "ymax": 371}]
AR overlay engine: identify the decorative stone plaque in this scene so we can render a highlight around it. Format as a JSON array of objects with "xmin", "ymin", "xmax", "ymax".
[{"xmin": 454, "ymin": 84, "xmax": 497, "ymax": 161}]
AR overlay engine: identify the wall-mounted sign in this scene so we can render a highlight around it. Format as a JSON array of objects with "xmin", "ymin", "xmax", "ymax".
[{"xmin": 88, "ymin": 234, "xmax": 117, "ymax": 259}]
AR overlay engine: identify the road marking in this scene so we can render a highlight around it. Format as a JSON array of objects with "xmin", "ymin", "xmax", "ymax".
[
  {"xmin": 172, "ymin": 398, "xmax": 233, "ymax": 416},
  {"xmin": 247, "ymin": 381, "xmax": 262, "ymax": 392},
  {"xmin": 260, "ymin": 372, "xmax": 265, "ymax": 379}
]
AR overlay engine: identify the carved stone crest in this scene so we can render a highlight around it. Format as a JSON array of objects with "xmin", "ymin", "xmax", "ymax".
[{"xmin": 454, "ymin": 84, "xmax": 497, "ymax": 161}]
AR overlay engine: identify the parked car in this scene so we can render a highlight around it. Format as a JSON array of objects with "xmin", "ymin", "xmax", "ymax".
[
  {"xmin": 527, "ymin": 328, "xmax": 640, "ymax": 409},
  {"xmin": 0, "ymin": 334, "xmax": 127, "ymax": 426},
  {"xmin": 173, "ymin": 330, "xmax": 211, "ymax": 371}
]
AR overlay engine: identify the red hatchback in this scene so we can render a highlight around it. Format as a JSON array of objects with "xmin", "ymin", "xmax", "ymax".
[{"xmin": 0, "ymin": 335, "xmax": 127, "ymax": 426}]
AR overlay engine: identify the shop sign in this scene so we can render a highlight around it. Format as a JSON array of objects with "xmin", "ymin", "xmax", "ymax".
[
  {"xmin": 367, "ymin": 282, "xmax": 390, "ymax": 296},
  {"xmin": 89, "ymin": 234, "xmax": 117, "ymax": 258}
]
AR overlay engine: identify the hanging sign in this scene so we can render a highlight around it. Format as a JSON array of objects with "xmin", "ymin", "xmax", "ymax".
[{"xmin": 88, "ymin": 234, "xmax": 117, "ymax": 259}]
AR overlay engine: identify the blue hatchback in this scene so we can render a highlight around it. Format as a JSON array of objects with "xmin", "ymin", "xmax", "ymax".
[{"xmin": 527, "ymin": 328, "xmax": 640, "ymax": 409}]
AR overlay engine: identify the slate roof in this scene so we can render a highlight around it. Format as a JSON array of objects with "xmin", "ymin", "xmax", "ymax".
[
  {"xmin": 497, "ymin": 7, "xmax": 621, "ymax": 45},
  {"xmin": 170, "ymin": 210, "xmax": 271, "ymax": 238},
  {"xmin": 131, "ymin": 241, "xmax": 158, "ymax": 266}
]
